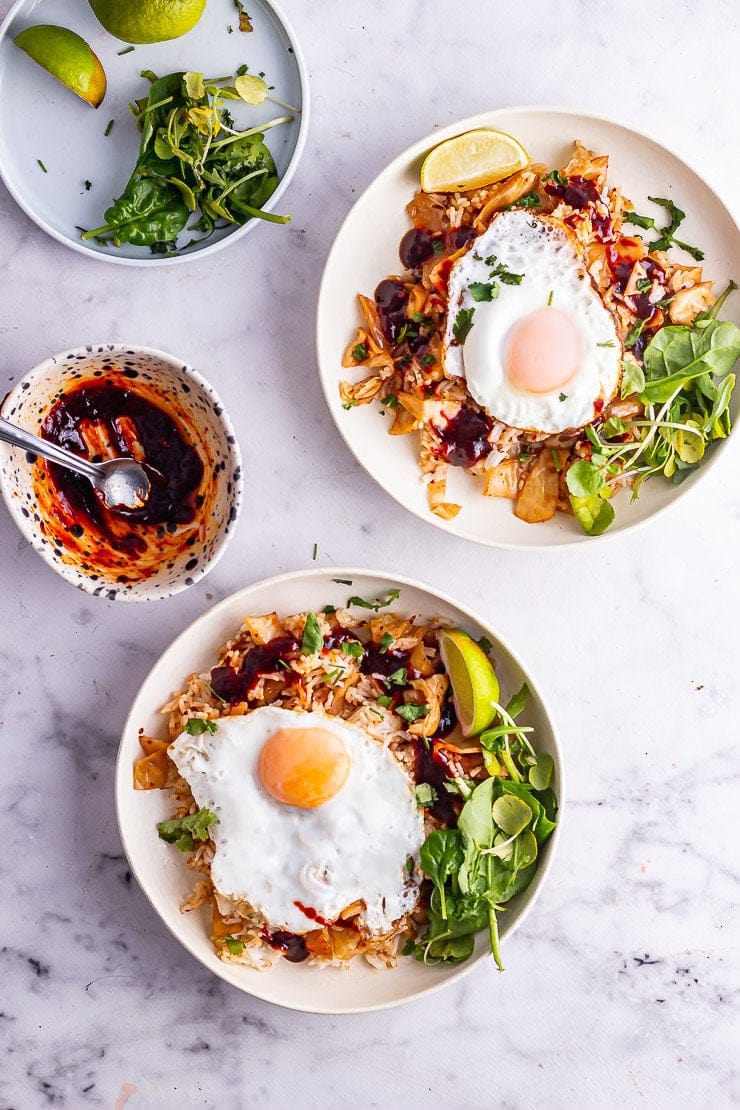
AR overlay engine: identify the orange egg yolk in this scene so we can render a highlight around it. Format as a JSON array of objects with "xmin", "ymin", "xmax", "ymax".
[
  {"xmin": 258, "ymin": 727, "xmax": 350, "ymax": 809},
  {"xmin": 504, "ymin": 306, "xmax": 581, "ymax": 393}
]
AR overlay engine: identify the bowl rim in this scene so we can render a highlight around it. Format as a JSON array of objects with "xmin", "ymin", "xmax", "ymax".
[
  {"xmin": 115, "ymin": 565, "xmax": 565, "ymax": 1013},
  {"xmin": 0, "ymin": 342, "xmax": 244, "ymax": 601},
  {"xmin": 0, "ymin": 0, "xmax": 311, "ymax": 267},
  {"xmin": 316, "ymin": 104, "xmax": 740, "ymax": 551}
]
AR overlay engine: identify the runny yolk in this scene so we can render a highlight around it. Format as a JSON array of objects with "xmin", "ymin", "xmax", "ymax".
[
  {"xmin": 258, "ymin": 727, "xmax": 350, "ymax": 809},
  {"xmin": 504, "ymin": 306, "xmax": 581, "ymax": 394}
]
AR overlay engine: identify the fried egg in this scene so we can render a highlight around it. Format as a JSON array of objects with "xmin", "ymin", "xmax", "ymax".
[
  {"xmin": 443, "ymin": 211, "xmax": 622, "ymax": 433},
  {"xmin": 169, "ymin": 706, "xmax": 424, "ymax": 935}
]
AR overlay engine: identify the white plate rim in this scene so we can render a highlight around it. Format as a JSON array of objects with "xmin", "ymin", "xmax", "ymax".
[
  {"xmin": 115, "ymin": 566, "xmax": 564, "ymax": 1013},
  {"xmin": 316, "ymin": 105, "xmax": 740, "ymax": 551},
  {"xmin": 0, "ymin": 0, "xmax": 311, "ymax": 266}
]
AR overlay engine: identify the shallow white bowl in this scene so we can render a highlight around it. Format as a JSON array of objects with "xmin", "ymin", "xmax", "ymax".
[
  {"xmin": 0, "ymin": 343, "xmax": 243, "ymax": 601},
  {"xmin": 115, "ymin": 567, "xmax": 563, "ymax": 1013},
  {"xmin": 0, "ymin": 0, "xmax": 309, "ymax": 264},
  {"xmin": 317, "ymin": 107, "xmax": 740, "ymax": 548}
]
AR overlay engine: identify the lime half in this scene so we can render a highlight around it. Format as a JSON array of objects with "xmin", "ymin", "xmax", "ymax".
[
  {"xmin": 420, "ymin": 129, "xmax": 530, "ymax": 193},
  {"xmin": 438, "ymin": 629, "xmax": 500, "ymax": 737},
  {"xmin": 14, "ymin": 25, "xmax": 107, "ymax": 108},
  {"xmin": 88, "ymin": 0, "xmax": 206, "ymax": 44}
]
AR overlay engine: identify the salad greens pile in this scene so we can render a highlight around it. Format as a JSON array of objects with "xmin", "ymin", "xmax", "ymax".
[
  {"xmin": 408, "ymin": 683, "xmax": 557, "ymax": 970},
  {"xmin": 82, "ymin": 67, "xmax": 295, "ymax": 254},
  {"xmin": 567, "ymin": 280, "xmax": 740, "ymax": 536}
]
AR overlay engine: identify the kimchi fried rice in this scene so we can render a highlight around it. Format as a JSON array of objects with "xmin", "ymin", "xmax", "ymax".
[
  {"xmin": 134, "ymin": 604, "xmax": 491, "ymax": 970},
  {"xmin": 341, "ymin": 140, "xmax": 721, "ymax": 526}
]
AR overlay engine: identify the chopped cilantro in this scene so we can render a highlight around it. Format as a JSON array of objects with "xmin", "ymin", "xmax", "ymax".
[
  {"xmin": 624, "ymin": 317, "xmax": 648, "ymax": 349},
  {"xmin": 635, "ymin": 277, "xmax": 652, "ymax": 293},
  {"xmin": 397, "ymin": 703, "xmax": 429, "ymax": 723},
  {"xmin": 452, "ymin": 307, "xmax": 475, "ymax": 344},
  {"xmin": 352, "ymin": 341, "xmax": 368, "ymax": 361},
  {"xmin": 547, "ymin": 290, "xmax": 554, "ymax": 307},
  {"xmin": 381, "ymin": 393, "xmax": 400, "ymax": 408},
  {"xmin": 558, "ymin": 392, "xmax": 567, "ymax": 401},
  {"xmin": 432, "ymin": 238, "xmax": 445, "ymax": 255},
  {"xmin": 378, "ymin": 632, "xmax": 394, "ymax": 653},
  {"xmin": 323, "ymin": 604, "xmax": 336, "ymax": 615},
  {"xmin": 104, "ymin": 119, "xmax": 114, "ymax": 137},
  {"xmin": 388, "ymin": 666, "xmax": 408, "ymax": 686},
  {"xmin": 158, "ymin": 808, "xmax": 218, "ymax": 853},
  {"xmin": 377, "ymin": 694, "xmax": 393, "ymax": 708},
  {"xmin": 224, "ymin": 936, "xmax": 244, "ymax": 956},
  {"xmin": 347, "ymin": 588, "xmax": 400, "ymax": 611},
  {"xmin": 342, "ymin": 400, "xmax": 358, "ymax": 410},
  {"xmin": 543, "ymin": 169, "xmax": 567, "ymax": 186},
  {"xmin": 420, "ymin": 354, "xmax": 436, "ymax": 366},
  {"xmin": 301, "ymin": 611, "xmax": 323, "ymax": 655},
  {"xmin": 184, "ymin": 718, "xmax": 218, "ymax": 735},
  {"xmin": 117, "ymin": 45, "xmax": 135, "ymax": 55},
  {"xmin": 414, "ymin": 783, "xmax": 438, "ymax": 807},
  {"xmin": 469, "ymin": 281, "xmax": 500, "ymax": 302},
  {"xmin": 333, "ymin": 578, "xmax": 353, "ymax": 585},
  {"xmin": 37, "ymin": 159, "xmax": 47, "ymax": 173},
  {"xmin": 510, "ymin": 190, "xmax": 540, "ymax": 209},
  {"xmin": 368, "ymin": 707, "xmax": 384, "ymax": 720},
  {"xmin": 342, "ymin": 641, "xmax": 364, "ymax": 659}
]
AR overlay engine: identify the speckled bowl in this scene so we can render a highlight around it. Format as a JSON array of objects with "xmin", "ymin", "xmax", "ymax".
[{"xmin": 0, "ymin": 344, "xmax": 243, "ymax": 601}]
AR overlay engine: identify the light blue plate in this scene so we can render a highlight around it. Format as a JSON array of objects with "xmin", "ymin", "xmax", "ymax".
[{"xmin": 0, "ymin": 0, "xmax": 309, "ymax": 264}]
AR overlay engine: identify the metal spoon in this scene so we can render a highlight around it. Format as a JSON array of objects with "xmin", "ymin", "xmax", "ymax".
[{"xmin": 0, "ymin": 415, "xmax": 151, "ymax": 510}]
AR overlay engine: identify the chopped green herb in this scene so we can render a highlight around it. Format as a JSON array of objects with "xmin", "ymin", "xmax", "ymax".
[
  {"xmin": 558, "ymin": 392, "xmax": 567, "ymax": 402},
  {"xmin": 224, "ymin": 936, "xmax": 244, "ymax": 956},
  {"xmin": 333, "ymin": 578, "xmax": 353, "ymax": 585},
  {"xmin": 624, "ymin": 317, "xmax": 648, "ymax": 349},
  {"xmin": 510, "ymin": 190, "xmax": 540, "ymax": 209},
  {"xmin": 352, "ymin": 341, "xmax": 368, "ymax": 361},
  {"xmin": 301, "ymin": 611, "xmax": 323, "ymax": 655},
  {"xmin": 635, "ymin": 277, "xmax": 652, "ymax": 293},
  {"xmin": 342, "ymin": 400, "xmax": 358, "ymax": 410},
  {"xmin": 117, "ymin": 45, "xmax": 135, "ymax": 55},
  {"xmin": 543, "ymin": 169, "xmax": 567, "ymax": 186},
  {"xmin": 432, "ymin": 238, "xmax": 445, "ymax": 256},
  {"xmin": 323, "ymin": 604, "xmax": 337, "ymax": 615},
  {"xmin": 547, "ymin": 290, "xmax": 554, "ymax": 307},
  {"xmin": 406, "ymin": 856, "xmax": 415, "ymax": 873},
  {"xmin": 420, "ymin": 354, "xmax": 436, "ymax": 366},
  {"xmin": 104, "ymin": 119, "xmax": 115, "ymax": 137},
  {"xmin": 397, "ymin": 703, "xmax": 429, "ymax": 723},
  {"xmin": 415, "ymin": 783, "xmax": 438, "ymax": 807},
  {"xmin": 324, "ymin": 667, "xmax": 344, "ymax": 684},
  {"xmin": 158, "ymin": 808, "xmax": 218, "ymax": 853},
  {"xmin": 84, "ymin": 180, "xmax": 92, "ymax": 191},
  {"xmin": 347, "ymin": 588, "xmax": 400, "ymax": 611},
  {"xmin": 377, "ymin": 694, "xmax": 393, "ymax": 708},
  {"xmin": 184, "ymin": 718, "xmax": 218, "ymax": 735},
  {"xmin": 312, "ymin": 542, "xmax": 318, "ymax": 561},
  {"xmin": 381, "ymin": 393, "xmax": 400, "ymax": 408},
  {"xmin": 624, "ymin": 197, "xmax": 704, "ymax": 261},
  {"xmin": 388, "ymin": 666, "xmax": 408, "ymax": 686},
  {"xmin": 453, "ymin": 307, "xmax": 475, "ymax": 344},
  {"xmin": 368, "ymin": 707, "xmax": 384, "ymax": 720},
  {"xmin": 469, "ymin": 281, "xmax": 500, "ymax": 303},
  {"xmin": 342, "ymin": 641, "xmax": 364, "ymax": 659},
  {"xmin": 378, "ymin": 632, "xmax": 394, "ymax": 653},
  {"xmin": 37, "ymin": 159, "xmax": 47, "ymax": 173},
  {"xmin": 597, "ymin": 340, "xmax": 616, "ymax": 348}
]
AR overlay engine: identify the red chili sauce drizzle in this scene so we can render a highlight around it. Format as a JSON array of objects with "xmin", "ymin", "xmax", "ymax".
[
  {"xmin": 261, "ymin": 927, "xmax": 309, "ymax": 962},
  {"xmin": 438, "ymin": 407, "xmax": 494, "ymax": 468},
  {"xmin": 41, "ymin": 381, "xmax": 203, "ymax": 557},
  {"xmin": 294, "ymin": 901, "xmax": 333, "ymax": 927},
  {"xmin": 210, "ymin": 635, "xmax": 301, "ymax": 703},
  {"xmin": 544, "ymin": 174, "xmax": 613, "ymax": 242}
]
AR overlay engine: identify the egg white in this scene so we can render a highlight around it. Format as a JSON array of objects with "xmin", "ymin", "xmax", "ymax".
[
  {"xmin": 169, "ymin": 706, "xmax": 424, "ymax": 936},
  {"xmin": 443, "ymin": 211, "xmax": 622, "ymax": 433}
]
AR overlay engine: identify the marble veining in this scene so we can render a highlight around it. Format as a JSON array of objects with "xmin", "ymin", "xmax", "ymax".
[{"xmin": 1, "ymin": 0, "xmax": 739, "ymax": 1106}]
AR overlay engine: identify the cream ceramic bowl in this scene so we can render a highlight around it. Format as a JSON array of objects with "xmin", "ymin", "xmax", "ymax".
[
  {"xmin": 0, "ymin": 344, "xmax": 243, "ymax": 601},
  {"xmin": 317, "ymin": 107, "xmax": 740, "ymax": 548},
  {"xmin": 115, "ymin": 568, "xmax": 563, "ymax": 1013}
]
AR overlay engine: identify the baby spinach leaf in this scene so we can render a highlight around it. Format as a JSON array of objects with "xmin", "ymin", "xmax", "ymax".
[
  {"xmin": 620, "ymin": 359, "xmax": 646, "ymax": 398},
  {"xmin": 82, "ymin": 179, "xmax": 188, "ymax": 246}
]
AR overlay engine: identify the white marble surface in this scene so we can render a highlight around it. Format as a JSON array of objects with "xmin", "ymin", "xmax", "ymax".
[{"xmin": 1, "ymin": 0, "xmax": 739, "ymax": 1106}]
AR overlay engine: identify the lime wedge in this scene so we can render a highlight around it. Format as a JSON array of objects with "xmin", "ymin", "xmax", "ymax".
[
  {"xmin": 438, "ymin": 629, "xmax": 500, "ymax": 737},
  {"xmin": 14, "ymin": 25, "xmax": 107, "ymax": 109},
  {"xmin": 89, "ymin": 0, "xmax": 206, "ymax": 44},
  {"xmin": 420, "ymin": 129, "xmax": 530, "ymax": 193}
]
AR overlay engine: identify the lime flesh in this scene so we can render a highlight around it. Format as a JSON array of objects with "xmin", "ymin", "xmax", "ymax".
[
  {"xmin": 88, "ymin": 0, "xmax": 206, "ymax": 43},
  {"xmin": 14, "ymin": 25, "xmax": 107, "ymax": 108},
  {"xmin": 438, "ymin": 629, "xmax": 500, "ymax": 737}
]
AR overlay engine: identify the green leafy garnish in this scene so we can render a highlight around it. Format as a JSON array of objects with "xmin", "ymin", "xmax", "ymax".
[
  {"xmin": 469, "ymin": 282, "xmax": 500, "ymax": 303},
  {"xmin": 415, "ymin": 783, "xmax": 438, "ymax": 808},
  {"xmin": 347, "ymin": 588, "xmax": 400, "ymax": 611},
  {"xmin": 352, "ymin": 342, "xmax": 368, "ymax": 361},
  {"xmin": 37, "ymin": 159, "xmax": 47, "ymax": 173},
  {"xmin": 377, "ymin": 694, "xmax": 393, "ymax": 708},
  {"xmin": 301, "ymin": 611, "xmax": 323, "ymax": 655},
  {"xmin": 397, "ymin": 703, "xmax": 429, "ymax": 723},
  {"xmin": 224, "ymin": 935, "xmax": 244, "ymax": 956},
  {"xmin": 342, "ymin": 641, "xmax": 364, "ymax": 659},
  {"xmin": 387, "ymin": 666, "xmax": 407, "ymax": 686},
  {"xmin": 624, "ymin": 196, "xmax": 704, "ymax": 261},
  {"xmin": 378, "ymin": 632, "xmax": 394, "ymax": 652},
  {"xmin": 510, "ymin": 190, "xmax": 540, "ymax": 209},
  {"xmin": 408, "ymin": 763, "xmax": 557, "ymax": 969},
  {"xmin": 453, "ymin": 307, "xmax": 475, "ymax": 344},
  {"xmin": 381, "ymin": 393, "xmax": 400, "ymax": 408},
  {"xmin": 184, "ymin": 717, "xmax": 218, "ymax": 735},
  {"xmin": 81, "ymin": 68, "xmax": 293, "ymax": 252},
  {"xmin": 158, "ymin": 808, "xmax": 219, "ymax": 853},
  {"xmin": 105, "ymin": 119, "xmax": 115, "ymax": 137}
]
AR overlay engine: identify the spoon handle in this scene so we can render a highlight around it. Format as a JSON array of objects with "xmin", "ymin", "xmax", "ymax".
[{"xmin": 0, "ymin": 416, "xmax": 102, "ymax": 482}]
